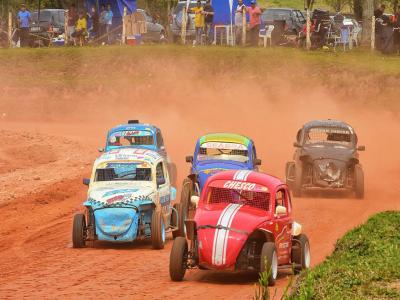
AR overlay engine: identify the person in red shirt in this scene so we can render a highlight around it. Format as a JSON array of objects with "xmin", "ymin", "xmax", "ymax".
[{"xmin": 247, "ymin": 0, "xmax": 262, "ymax": 46}]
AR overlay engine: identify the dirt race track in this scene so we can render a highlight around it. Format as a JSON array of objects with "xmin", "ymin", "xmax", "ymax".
[{"xmin": 0, "ymin": 48, "xmax": 399, "ymax": 299}]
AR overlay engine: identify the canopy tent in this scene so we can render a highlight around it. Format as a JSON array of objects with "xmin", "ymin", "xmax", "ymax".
[
  {"xmin": 85, "ymin": 0, "xmax": 137, "ymax": 25},
  {"xmin": 212, "ymin": 0, "xmax": 252, "ymax": 25}
]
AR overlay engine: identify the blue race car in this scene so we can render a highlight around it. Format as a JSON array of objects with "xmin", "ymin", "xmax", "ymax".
[
  {"xmin": 72, "ymin": 148, "xmax": 185, "ymax": 249},
  {"xmin": 100, "ymin": 120, "xmax": 176, "ymax": 185},
  {"xmin": 181, "ymin": 133, "xmax": 261, "ymax": 217}
]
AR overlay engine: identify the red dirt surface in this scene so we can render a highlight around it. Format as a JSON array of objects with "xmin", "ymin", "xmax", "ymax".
[{"xmin": 0, "ymin": 53, "xmax": 399, "ymax": 299}]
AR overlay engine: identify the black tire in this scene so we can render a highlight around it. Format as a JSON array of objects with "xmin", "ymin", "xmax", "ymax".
[
  {"xmin": 172, "ymin": 203, "xmax": 186, "ymax": 238},
  {"xmin": 169, "ymin": 237, "xmax": 188, "ymax": 281},
  {"xmin": 151, "ymin": 210, "xmax": 165, "ymax": 249},
  {"xmin": 72, "ymin": 213, "xmax": 86, "ymax": 248},
  {"xmin": 293, "ymin": 163, "xmax": 303, "ymax": 197},
  {"xmin": 181, "ymin": 178, "xmax": 194, "ymax": 218},
  {"xmin": 291, "ymin": 234, "xmax": 311, "ymax": 274},
  {"xmin": 354, "ymin": 164, "xmax": 364, "ymax": 199},
  {"xmin": 260, "ymin": 242, "xmax": 278, "ymax": 286}
]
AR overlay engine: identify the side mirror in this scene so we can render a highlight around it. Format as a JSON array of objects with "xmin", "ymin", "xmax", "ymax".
[
  {"xmin": 191, "ymin": 195, "xmax": 200, "ymax": 207},
  {"xmin": 157, "ymin": 177, "xmax": 166, "ymax": 186},
  {"xmin": 98, "ymin": 148, "xmax": 104, "ymax": 153},
  {"xmin": 357, "ymin": 145, "xmax": 365, "ymax": 151},
  {"xmin": 275, "ymin": 205, "xmax": 287, "ymax": 216},
  {"xmin": 186, "ymin": 155, "xmax": 193, "ymax": 163},
  {"xmin": 254, "ymin": 158, "xmax": 262, "ymax": 166},
  {"xmin": 83, "ymin": 178, "xmax": 90, "ymax": 186},
  {"xmin": 293, "ymin": 142, "xmax": 302, "ymax": 148}
]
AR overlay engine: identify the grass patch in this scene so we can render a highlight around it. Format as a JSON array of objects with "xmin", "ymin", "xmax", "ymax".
[{"xmin": 291, "ymin": 211, "xmax": 400, "ymax": 299}]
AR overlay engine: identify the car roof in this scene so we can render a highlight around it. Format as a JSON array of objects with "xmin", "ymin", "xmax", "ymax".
[
  {"xmin": 264, "ymin": 8, "xmax": 296, "ymax": 11},
  {"xmin": 32, "ymin": 9, "xmax": 64, "ymax": 12},
  {"xmin": 206, "ymin": 170, "xmax": 285, "ymax": 193},
  {"xmin": 302, "ymin": 119, "xmax": 355, "ymax": 133},
  {"xmin": 95, "ymin": 148, "xmax": 163, "ymax": 166},
  {"xmin": 199, "ymin": 132, "xmax": 251, "ymax": 147},
  {"xmin": 108, "ymin": 123, "xmax": 159, "ymax": 135}
]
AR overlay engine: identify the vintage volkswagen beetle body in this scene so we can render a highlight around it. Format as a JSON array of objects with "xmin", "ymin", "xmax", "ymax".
[
  {"xmin": 169, "ymin": 170, "xmax": 310, "ymax": 284},
  {"xmin": 181, "ymin": 133, "xmax": 261, "ymax": 218},
  {"xmin": 100, "ymin": 120, "xmax": 176, "ymax": 185},
  {"xmin": 72, "ymin": 148, "xmax": 184, "ymax": 249},
  {"xmin": 285, "ymin": 120, "xmax": 365, "ymax": 198}
]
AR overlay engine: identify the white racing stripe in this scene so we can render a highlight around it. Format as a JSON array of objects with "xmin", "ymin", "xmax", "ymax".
[
  {"xmin": 212, "ymin": 203, "xmax": 243, "ymax": 266},
  {"xmin": 233, "ymin": 170, "xmax": 251, "ymax": 181}
]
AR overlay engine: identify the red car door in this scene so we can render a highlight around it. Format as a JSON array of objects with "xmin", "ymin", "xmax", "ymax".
[{"xmin": 273, "ymin": 188, "xmax": 292, "ymax": 265}]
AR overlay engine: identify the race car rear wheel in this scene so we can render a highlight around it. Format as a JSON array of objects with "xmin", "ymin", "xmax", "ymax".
[
  {"xmin": 354, "ymin": 164, "xmax": 364, "ymax": 199},
  {"xmin": 151, "ymin": 210, "xmax": 166, "ymax": 249},
  {"xmin": 169, "ymin": 237, "xmax": 188, "ymax": 281},
  {"xmin": 260, "ymin": 242, "xmax": 278, "ymax": 286},
  {"xmin": 172, "ymin": 203, "xmax": 186, "ymax": 239},
  {"xmin": 72, "ymin": 213, "xmax": 86, "ymax": 248},
  {"xmin": 181, "ymin": 178, "xmax": 194, "ymax": 218},
  {"xmin": 291, "ymin": 234, "xmax": 311, "ymax": 274}
]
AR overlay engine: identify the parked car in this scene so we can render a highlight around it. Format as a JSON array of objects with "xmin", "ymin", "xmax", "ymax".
[
  {"xmin": 169, "ymin": 0, "xmax": 206, "ymax": 43},
  {"xmin": 29, "ymin": 9, "xmax": 65, "ymax": 46},
  {"xmin": 136, "ymin": 9, "xmax": 166, "ymax": 43},
  {"xmin": 261, "ymin": 8, "xmax": 306, "ymax": 36},
  {"xmin": 72, "ymin": 148, "xmax": 184, "ymax": 249},
  {"xmin": 181, "ymin": 133, "xmax": 261, "ymax": 218},
  {"xmin": 169, "ymin": 170, "xmax": 311, "ymax": 284},
  {"xmin": 285, "ymin": 120, "xmax": 365, "ymax": 198},
  {"xmin": 100, "ymin": 120, "xmax": 176, "ymax": 186}
]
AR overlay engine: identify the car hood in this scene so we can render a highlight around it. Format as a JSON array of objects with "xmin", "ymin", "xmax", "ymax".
[
  {"xmin": 87, "ymin": 183, "xmax": 155, "ymax": 207},
  {"xmin": 301, "ymin": 144, "xmax": 356, "ymax": 161},
  {"xmin": 194, "ymin": 160, "xmax": 249, "ymax": 189},
  {"xmin": 195, "ymin": 203, "xmax": 269, "ymax": 269}
]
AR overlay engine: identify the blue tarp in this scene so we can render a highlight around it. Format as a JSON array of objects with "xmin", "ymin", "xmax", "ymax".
[
  {"xmin": 85, "ymin": 0, "xmax": 136, "ymax": 25},
  {"xmin": 213, "ymin": 0, "xmax": 252, "ymax": 25}
]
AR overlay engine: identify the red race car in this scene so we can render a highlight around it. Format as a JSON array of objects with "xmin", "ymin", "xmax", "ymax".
[{"xmin": 169, "ymin": 170, "xmax": 311, "ymax": 285}]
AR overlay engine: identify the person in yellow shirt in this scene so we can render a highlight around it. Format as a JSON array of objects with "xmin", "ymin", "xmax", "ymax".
[
  {"xmin": 190, "ymin": 1, "xmax": 205, "ymax": 46},
  {"xmin": 72, "ymin": 11, "xmax": 87, "ymax": 46}
]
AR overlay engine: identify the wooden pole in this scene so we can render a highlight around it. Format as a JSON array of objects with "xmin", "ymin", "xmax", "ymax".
[
  {"xmin": 121, "ymin": 6, "xmax": 127, "ymax": 45},
  {"xmin": 306, "ymin": 9, "xmax": 311, "ymax": 50},
  {"xmin": 242, "ymin": 6, "xmax": 246, "ymax": 46},
  {"xmin": 181, "ymin": 7, "xmax": 187, "ymax": 44},
  {"xmin": 371, "ymin": 15, "xmax": 375, "ymax": 51},
  {"xmin": 64, "ymin": 9, "xmax": 69, "ymax": 46},
  {"xmin": 8, "ymin": 10, "xmax": 12, "ymax": 48}
]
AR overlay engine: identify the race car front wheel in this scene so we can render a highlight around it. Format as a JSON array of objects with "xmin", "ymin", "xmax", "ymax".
[
  {"xmin": 260, "ymin": 242, "xmax": 278, "ymax": 286},
  {"xmin": 72, "ymin": 213, "xmax": 86, "ymax": 248},
  {"xmin": 169, "ymin": 237, "xmax": 188, "ymax": 281},
  {"xmin": 291, "ymin": 234, "xmax": 311, "ymax": 274},
  {"xmin": 151, "ymin": 210, "xmax": 166, "ymax": 249}
]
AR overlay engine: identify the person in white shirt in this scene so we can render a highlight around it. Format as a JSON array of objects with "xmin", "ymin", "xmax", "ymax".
[{"xmin": 235, "ymin": 0, "xmax": 247, "ymax": 45}]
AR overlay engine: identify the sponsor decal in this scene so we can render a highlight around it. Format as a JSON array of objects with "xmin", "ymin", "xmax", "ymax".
[
  {"xmin": 233, "ymin": 170, "xmax": 252, "ymax": 181},
  {"xmin": 103, "ymin": 189, "xmax": 139, "ymax": 197},
  {"xmin": 201, "ymin": 142, "xmax": 247, "ymax": 150},
  {"xmin": 202, "ymin": 168, "xmax": 226, "ymax": 175},
  {"xmin": 223, "ymin": 181, "xmax": 256, "ymax": 191},
  {"xmin": 106, "ymin": 195, "xmax": 125, "ymax": 204},
  {"xmin": 279, "ymin": 242, "xmax": 289, "ymax": 249}
]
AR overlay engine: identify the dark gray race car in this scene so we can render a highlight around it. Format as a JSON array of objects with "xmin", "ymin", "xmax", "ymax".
[{"xmin": 285, "ymin": 120, "xmax": 365, "ymax": 198}]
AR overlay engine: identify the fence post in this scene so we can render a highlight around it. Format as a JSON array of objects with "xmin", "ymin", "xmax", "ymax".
[
  {"xmin": 242, "ymin": 6, "xmax": 246, "ymax": 46},
  {"xmin": 371, "ymin": 15, "xmax": 375, "ymax": 51},
  {"xmin": 306, "ymin": 9, "xmax": 311, "ymax": 50},
  {"xmin": 64, "ymin": 9, "xmax": 69, "ymax": 46},
  {"xmin": 8, "ymin": 11, "xmax": 12, "ymax": 48},
  {"xmin": 181, "ymin": 6, "xmax": 187, "ymax": 44},
  {"xmin": 121, "ymin": 6, "xmax": 127, "ymax": 45}
]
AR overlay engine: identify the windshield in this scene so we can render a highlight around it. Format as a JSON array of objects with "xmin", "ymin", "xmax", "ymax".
[
  {"xmin": 197, "ymin": 142, "xmax": 248, "ymax": 163},
  {"xmin": 95, "ymin": 162, "xmax": 152, "ymax": 182},
  {"xmin": 108, "ymin": 130, "xmax": 154, "ymax": 147},
  {"xmin": 305, "ymin": 127, "xmax": 353, "ymax": 146},
  {"xmin": 262, "ymin": 9, "xmax": 291, "ymax": 22},
  {"xmin": 207, "ymin": 185, "xmax": 270, "ymax": 211},
  {"xmin": 32, "ymin": 11, "xmax": 53, "ymax": 22}
]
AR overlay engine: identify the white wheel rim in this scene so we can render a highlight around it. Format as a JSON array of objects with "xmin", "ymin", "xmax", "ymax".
[
  {"xmin": 272, "ymin": 251, "xmax": 278, "ymax": 279},
  {"xmin": 304, "ymin": 242, "xmax": 311, "ymax": 268}
]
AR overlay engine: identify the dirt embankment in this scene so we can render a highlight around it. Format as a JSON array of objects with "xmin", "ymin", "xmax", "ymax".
[{"xmin": 0, "ymin": 48, "xmax": 399, "ymax": 299}]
